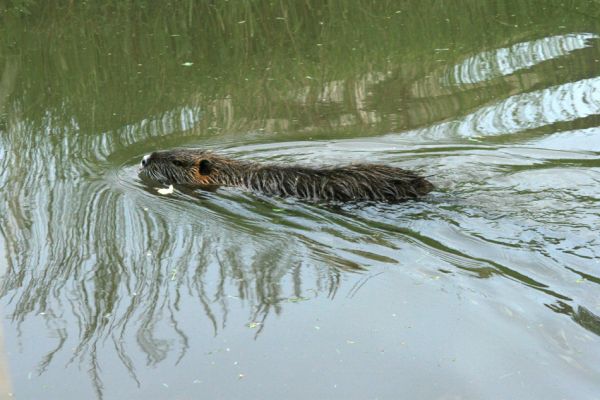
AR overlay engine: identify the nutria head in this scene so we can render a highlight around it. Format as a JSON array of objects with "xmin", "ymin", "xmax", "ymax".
[{"xmin": 139, "ymin": 149, "xmax": 237, "ymax": 186}]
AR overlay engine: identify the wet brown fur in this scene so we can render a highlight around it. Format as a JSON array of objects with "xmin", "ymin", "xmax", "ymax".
[{"xmin": 140, "ymin": 149, "xmax": 434, "ymax": 203}]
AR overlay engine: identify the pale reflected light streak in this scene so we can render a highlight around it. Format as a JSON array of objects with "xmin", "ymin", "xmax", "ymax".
[
  {"xmin": 393, "ymin": 76, "xmax": 600, "ymax": 140},
  {"xmin": 456, "ymin": 76, "xmax": 600, "ymax": 137},
  {"xmin": 446, "ymin": 33, "xmax": 599, "ymax": 85}
]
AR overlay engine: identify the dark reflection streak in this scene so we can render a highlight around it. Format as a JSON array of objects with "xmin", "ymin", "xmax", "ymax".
[
  {"xmin": 0, "ymin": 206, "xmax": 28, "ymax": 293},
  {"xmin": 258, "ymin": 251, "xmax": 285, "ymax": 314},
  {"xmin": 546, "ymin": 300, "xmax": 573, "ymax": 316},
  {"xmin": 112, "ymin": 302, "xmax": 144, "ymax": 382},
  {"xmin": 292, "ymin": 263, "xmax": 302, "ymax": 298},
  {"xmin": 80, "ymin": 187, "xmax": 99, "ymax": 270},
  {"xmin": 170, "ymin": 239, "xmax": 191, "ymax": 315},
  {"xmin": 132, "ymin": 213, "xmax": 176, "ymax": 361},
  {"xmin": 113, "ymin": 296, "xmax": 138, "ymax": 345},
  {"xmin": 219, "ymin": 298, "xmax": 229, "ymax": 332},
  {"xmin": 213, "ymin": 251, "xmax": 230, "ymax": 331},
  {"xmin": 0, "ymin": 226, "xmax": 14, "ymax": 278},
  {"xmin": 94, "ymin": 210, "xmax": 124, "ymax": 341},
  {"xmin": 327, "ymin": 269, "xmax": 342, "ymax": 300},
  {"xmin": 36, "ymin": 325, "xmax": 67, "ymax": 375},
  {"xmin": 545, "ymin": 302, "xmax": 600, "ymax": 337},
  {"xmin": 88, "ymin": 343, "xmax": 104, "ymax": 400},
  {"xmin": 66, "ymin": 295, "xmax": 86, "ymax": 357},
  {"xmin": 63, "ymin": 188, "xmax": 115, "ymax": 360},
  {"xmin": 111, "ymin": 333, "xmax": 140, "ymax": 387},
  {"xmin": 192, "ymin": 260, "xmax": 219, "ymax": 337},
  {"xmin": 225, "ymin": 250, "xmax": 248, "ymax": 302},
  {"xmin": 167, "ymin": 302, "xmax": 189, "ymax": 366},
  {"xmin": 251, "ymin": 305, "xmax": 272, "ymax": 340},
  {"xmin": 347, "ymin": 272, "xmax": 385, "ymax": 299},
  {"xmin": 573, "ymin": 306, "xmax": 600, "ymax": 337},
  {"xmin": 565, "ymin": 267, "xmax": 600, "ymax": 285},
  {"xmin": 466, "ymin": 230, "xmax": 525, "ymax": 249},
  {"xmin": 137, "ymin": 292, "xmax": 169, "ymax": 366},
  {"xmin": 69, "ymin": 280, "xmax": 99, "ymax": 367}
]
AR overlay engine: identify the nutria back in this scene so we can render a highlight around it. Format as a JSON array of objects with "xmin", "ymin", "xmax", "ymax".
[{"xmin": 140, "ymin": 149, "xmax": 434, "ymax": 203}]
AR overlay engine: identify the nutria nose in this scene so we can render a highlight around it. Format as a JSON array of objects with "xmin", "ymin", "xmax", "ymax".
[{"xmin": 141, "ymin": 154, "xmax": 151, "ymax": 168}]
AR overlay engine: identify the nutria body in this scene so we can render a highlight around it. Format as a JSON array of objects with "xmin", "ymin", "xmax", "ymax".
[{"xmin": 139, "ymin": 149, "xmax": 433, "ymax": 203}]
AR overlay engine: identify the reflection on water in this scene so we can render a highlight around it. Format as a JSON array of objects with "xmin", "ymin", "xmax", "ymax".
[
  {"xmin": 455, "ymin": 76, "xmax": 600, "ymax": 137},
  {"xmin": 400, "ymin": 75, "xmax": 600, "ymax": 141},
  {"xmin": 447, "ymin": 33, "xmax": 599, "ymax": 85},
  {"xmin": 1, "ymin": 1, "xmax": 600, "ymax": 399}
]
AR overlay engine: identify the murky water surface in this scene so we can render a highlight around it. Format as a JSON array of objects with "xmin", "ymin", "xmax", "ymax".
[{"xmin": 1, "ymin": 2, "xmax": 600, "ymax": 399}]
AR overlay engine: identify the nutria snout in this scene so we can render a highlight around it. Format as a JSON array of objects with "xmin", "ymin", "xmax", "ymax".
[{"xmin": 139, "ymin": 148, "xmax": 434, "ymax": 203}]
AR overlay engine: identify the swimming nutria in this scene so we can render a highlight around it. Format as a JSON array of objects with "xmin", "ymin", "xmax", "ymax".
[{"xmin": 139, "ymin": 149, "xmax": 433, "ymax": 203}]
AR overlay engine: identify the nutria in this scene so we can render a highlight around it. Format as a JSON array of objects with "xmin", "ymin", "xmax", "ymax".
[{"xmin": 139, "ymin": 149, "xmax": 433, "ymax": 203}]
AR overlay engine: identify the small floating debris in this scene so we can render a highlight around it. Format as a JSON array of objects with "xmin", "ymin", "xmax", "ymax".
[
  {"xmin": 246, "ymin": 322, "xmax": 262, "ymax": 329},
  {"xmin": 156, "ymin": 185, "xmax": 174, "ymax": 195},
  {"xmin": 181, "ymin": 62, "xmax": 193, "ymax": 66}
]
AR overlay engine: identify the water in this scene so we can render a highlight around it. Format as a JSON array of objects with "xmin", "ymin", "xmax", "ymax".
[{"xmin": 1, "ymin": 1, "xmax": 600, "ymax": 399}]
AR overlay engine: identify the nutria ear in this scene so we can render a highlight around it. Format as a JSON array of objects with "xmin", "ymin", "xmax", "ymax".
[{"xmin": 199, "ymin": 159, "xmax": 212, "ymax": 175}]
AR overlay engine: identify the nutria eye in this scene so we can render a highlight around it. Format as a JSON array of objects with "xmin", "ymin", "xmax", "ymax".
[
  {"xmin": 172, "ymin": 160, "xmax": 185, "ymax": 167},
  {"xmin": 199, "ymin": 159, "xmax": 212, "ymax": 175}
]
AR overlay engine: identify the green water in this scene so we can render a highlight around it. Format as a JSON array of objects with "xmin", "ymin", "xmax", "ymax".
[{"xmin": 1, "ymin": 1, "xmax": 600, "ymax": 399}]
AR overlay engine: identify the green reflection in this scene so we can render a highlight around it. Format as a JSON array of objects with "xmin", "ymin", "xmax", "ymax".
[{"xmin": 2, "ymin": 0, "xmax": 598, "ymax": 143}]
